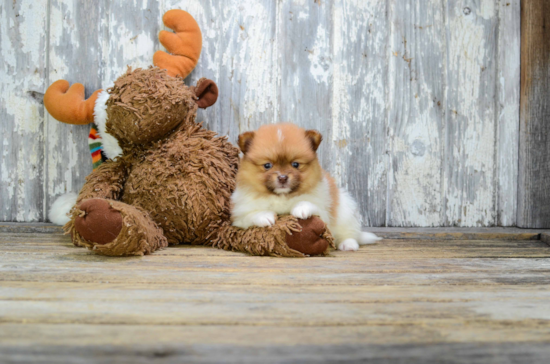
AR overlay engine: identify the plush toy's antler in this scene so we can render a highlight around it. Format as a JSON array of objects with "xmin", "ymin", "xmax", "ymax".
[
  {"xmin": 43, "ymin": 80, "xmax": 102, "ymax": 125},
  {"xmin": 153, "ymin": 9, "xmax": 202, "ymax": 78}
]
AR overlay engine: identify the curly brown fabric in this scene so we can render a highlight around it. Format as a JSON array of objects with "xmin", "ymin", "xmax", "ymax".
[{"xmin": 66, "ymin": 199, "xmax": 167, "ymax": 256}]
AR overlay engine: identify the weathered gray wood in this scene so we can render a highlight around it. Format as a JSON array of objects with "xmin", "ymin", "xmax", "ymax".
[
  {"xmin": 0, "ymin": 0, "xmax": 48, "ymax": 221},
  {"xmin": 45, "ymin": 0, "xmax": 106, "ymax": 219},
  {"xmin": 331, "ymin": 0, "xmax": 388, "ymax": 226},
  {"xmin": 444, "ymin": 0, "xmax": 499, "ymax": 226},
  {"xmin": 518, "ymin": 0, "xmax": 550, "ymax": 228},
  {"xmin": 166, "ymin": 0, "xmax": 280, "ymax": 144},
  {"xmin": 0, "ymin": 1, "xmax": 525, "ymax": 227},
  {"xmin": 102, "ymin": 0, "xmax": 161, "ymax": 86},
  {"xmin": 496, "ymin": 0, "xmax": 520, "ymax": 226},
  {"xmin": 4, "ymin": 222, "xmax": 549, "ymax": 240},
  {"xmin": 1, "ymin": 340, "xmax": 550, "ymax": 364},
  {"xmin": 278, "ymin": 0, "xmax": 332, "ymax": 164},
  {"xmin": 387, "ymin": 0, "xmax": 445, "ymax": 226}
]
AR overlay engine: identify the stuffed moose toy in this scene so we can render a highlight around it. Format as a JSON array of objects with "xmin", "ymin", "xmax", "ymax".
[{"xmin": 44, "ymin": 10, "xmax": 334, "ymax": 257}]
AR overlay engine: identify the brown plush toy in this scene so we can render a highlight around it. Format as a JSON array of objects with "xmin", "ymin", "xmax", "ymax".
[{"xmin": 44, "ymin": 10, "xmax": 334, "ymax": 257}]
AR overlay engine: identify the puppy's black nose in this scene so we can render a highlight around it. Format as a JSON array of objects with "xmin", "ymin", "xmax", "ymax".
[{"xmin": 278, "ymin": 175, "xmax": 288, "ymax": 184}]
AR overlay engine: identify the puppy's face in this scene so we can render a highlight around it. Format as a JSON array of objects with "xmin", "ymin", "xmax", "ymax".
[{"xmin": 237, "ymin": 123, "xmax": 323, "ymax": 196}]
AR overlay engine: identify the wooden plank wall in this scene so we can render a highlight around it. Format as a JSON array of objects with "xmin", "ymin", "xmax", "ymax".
[
  {"xmin": 0, "ymin": 0, "xmax": 521, "ymax": 227},
  {"xmin": 518, "ymin": 0, "xmax": 550, "ymax": 228}
]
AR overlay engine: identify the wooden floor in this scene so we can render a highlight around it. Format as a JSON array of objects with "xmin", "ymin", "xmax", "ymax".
[{"xmin": 1, "ymin": 230, "xmax": 550, "ymax": 363}]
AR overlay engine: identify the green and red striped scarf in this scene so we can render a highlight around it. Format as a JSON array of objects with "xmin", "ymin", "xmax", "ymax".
[{"xmin": 88, "ymin": 123, "xmax": 107, "ymax": 170}]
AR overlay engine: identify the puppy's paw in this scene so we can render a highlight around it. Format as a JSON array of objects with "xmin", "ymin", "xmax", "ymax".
[
  {"xmin": 338, "ymin": 239, "xmax": 360, "ymax": 251},
  {"xmin": 250, "ymin": 211, "xmax": 277, "ymax": 227},
  {"xmin": 291, "ymin": 201, "xmax": 319, "ymax": 220}
]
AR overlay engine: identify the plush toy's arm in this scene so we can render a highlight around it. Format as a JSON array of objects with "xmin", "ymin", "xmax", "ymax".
[
  {"xmin": 76, "ymin": 158, "xmax": 128, "ymax": 203},
  {"xmin": 208, "ymin": 215, "xmax": 335, "ymax": 257}
]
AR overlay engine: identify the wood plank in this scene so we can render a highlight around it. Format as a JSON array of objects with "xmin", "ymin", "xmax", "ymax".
[
  {"xmin": 518, "ymin": 0, "xmax": 550, "ymax": 228},
  {"xmin": 279, "ymin": 0, "xmax": 331, "ymax": 162},
  {"xmin": 0, "ymin": 0, "xmax": 48, "ymax": 221},
  {"xmin": 3, "ymin": 222, "xmax": 549, "ymax": 240},
  {"xmin": 45, "ymin": 0, "xmax": 106, "ymax": 220},
  {"xmin": 387, "ymin": 0, "xmax": 445, "ymax": 226},
  {"xmin": 2, "ymin": 287, "xmax": 550, "ymax": 325},
  {"xmin": 367, "ymin": 226, "xmax": 548, "ymax": 240},
  {"xmin": 1, "ymin": 338, "xmax": 549, "ymax": 364},
  {"xmin": 444, "ymin": 0, "xmax": 498, "ymax": 226},
  {"xmin": 2, "ymin": 323, "xmax": 550, "ymax": 348},
  {"xmin": 332, "ymin": 0, "xmax": 388, "ymax": 226},
  {"xmin": 0, "ymin": 222, "xmax": 65, "ymax": 234},
  {"xmin": 102, "ymin": 0, "xmax": 161, "ymax": 86},
  {"xmin": 164, "ymin": 0, "xmax": 280, "ymax": 144},
  {"xmin": 496, "ymin": 0, "xmax": 520, "ymax": 226},
  {"xmin": 1, "ymin": 233, "xmax": 549, "ymax": 362}
]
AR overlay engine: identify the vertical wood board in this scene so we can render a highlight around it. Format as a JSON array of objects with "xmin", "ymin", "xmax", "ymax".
[
  {"xmin": 443, "ymin": 0, "xmax": 498, "ymax": 226},
  {"xmin": 332, "ymin": 0, "xmax": 388, "ymax": 226},
  {"xmin": 518, "ymin": 0, "xmax": 550, "ymax": 228},
  {"xmin": 0, "ymin": 0, "xmax": 48, "ymax": 221},
  {"xmin": 46, "ymin": 0, "xmax": 106, "ymax": 213},
  {"xmin": 387, "ymin": 0, "xmax": 445, "ymax": 226}
]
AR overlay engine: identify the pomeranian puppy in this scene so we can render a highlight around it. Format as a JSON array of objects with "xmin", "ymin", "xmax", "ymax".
[{"xmin": 230, "ymin": 123, "xmax": 381, "ymax": 251}]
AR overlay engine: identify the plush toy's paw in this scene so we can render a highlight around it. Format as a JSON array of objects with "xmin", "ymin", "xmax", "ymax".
[
  {"xmin": 74, "ymin": 199, "xmax": 123, "ymax": 245},
  {"xmin": 285, "ymin": 216, "xmax": 331, "ymax": 256},
  {"xmin": 291, "ymin": 201, "xmax": 318, "ymax": 220},
  {"xmin": 338, "ymin": 239, "xmax": 360, "ymax": 251},
  {"xmin": 251, "ymin": 211, "xmax": 277, "ymax": 227}
]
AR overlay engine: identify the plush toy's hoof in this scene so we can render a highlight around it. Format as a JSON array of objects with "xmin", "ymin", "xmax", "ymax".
[
  {"xmin": 74, "ymin": 199, "xmax": 123, "ymax": 245},
  {"xmin": 285, "ymin": 217, "xmax": 330, "ymax": 256}
]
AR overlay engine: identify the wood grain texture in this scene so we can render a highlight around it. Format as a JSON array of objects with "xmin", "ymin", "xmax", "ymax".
[
  {"xmin": 45, "ymin": 0, "xmax": 105, "ymax": 216},
  {"xmin": 518, "ymin": 0, "xmax": 550, "ymax": 228},
  {"xmin": 496, "ymin": 0, "xmax": 520, "ymax": 226},
  {"xmin": 444, "ymin": 0, "xmax": 498, "ymax": 226},
  {"xmin": 387, "ymin": 0, "xmax": 445, "ymax": 226},
  {"xmin": 279, "ymin": 0, "xmax": 332, "ymax": 164},
  {"xmin": 0, "ymin": 0, "xmax": 48, "ymax": 221},
  {"xmin": 332, "ymin": 0, "xmax": 388, "ymax": 226},
  {"xmin": 1, "ymin": 234, "xmax": 550, "ymax": 362},
  {"xmin": 1, "ymin": 1, "xmax": 524, "ymax": 227},
  {"xmin": 165, "ymin": 0, "xmax": 280, "ymax": 144},
  {"xmin": 102, "ymin": 0, "xmax": 161, "ymax": 87}
]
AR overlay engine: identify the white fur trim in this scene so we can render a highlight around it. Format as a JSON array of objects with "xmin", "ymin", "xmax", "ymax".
[
  {"xmin": 94, "ymin": 90, "xmax": 123, "ymax": 159},
  {"xmin": 48, "ymin": 193, "xmax": 78, "ymax": 225}
]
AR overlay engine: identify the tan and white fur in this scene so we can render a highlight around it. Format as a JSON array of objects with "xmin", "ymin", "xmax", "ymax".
[{"xmin": 231, "ymin": 123, "xmax": 381, "ymax": 251}]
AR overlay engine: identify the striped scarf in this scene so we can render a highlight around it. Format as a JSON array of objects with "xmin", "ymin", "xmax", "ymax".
[{"xmin": 88, "ymin": 123, "xmax": 108, "ymax": 170}]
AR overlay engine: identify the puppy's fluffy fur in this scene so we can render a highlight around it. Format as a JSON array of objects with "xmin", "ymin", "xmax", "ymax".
[{"xmin": 231, "ymin": 123, "xmax": 381, "ymax": 251}]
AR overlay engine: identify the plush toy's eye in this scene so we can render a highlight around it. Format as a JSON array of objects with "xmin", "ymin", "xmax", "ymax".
[
  {"xmin": 264, "ymin": 163, "xmax": 273, "ymax": 170},
  {"xmin": 292, "ymin": 162, "xmax": 300, "ymax": 168}
]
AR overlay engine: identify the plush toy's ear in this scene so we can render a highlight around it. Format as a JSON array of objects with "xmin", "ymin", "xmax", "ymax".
[
  {"xmin": 238, "ymin": 131, "xmax": 255, "ymax": 154},
  {"xmin": 195, "ymin": 79, "xmax": 218, "ymax": 109},
  {"xmin": 305, "ymin": 130, "xmax": 322, "ymax": 152}
]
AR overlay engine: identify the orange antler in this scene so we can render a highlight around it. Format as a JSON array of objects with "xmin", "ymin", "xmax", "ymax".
[
  {"xmin": 43, "ymin": 80, "xmax": 102, "ymax": 125},
  {"xmin": 153, "ymin": 10, "xmax": 202, "ymax": 78}
]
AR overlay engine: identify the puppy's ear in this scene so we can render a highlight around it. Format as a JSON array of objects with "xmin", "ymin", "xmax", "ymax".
[
  {"xmin": 238, "ymin": 131, "xmax": 255, "ymax": 154},
  {"xmin": 305, "ymin": 130, "xmax": 323, "ymax": 152}
]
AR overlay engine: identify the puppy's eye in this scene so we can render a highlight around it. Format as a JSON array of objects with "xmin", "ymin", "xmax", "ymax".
[
  {"xmin": 264, "ymin": 163, "xmax": 273, "ymax": 170},
  {"xmin": 292, "ymin": 162, "xmax": 300, "ymax": 168}
]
